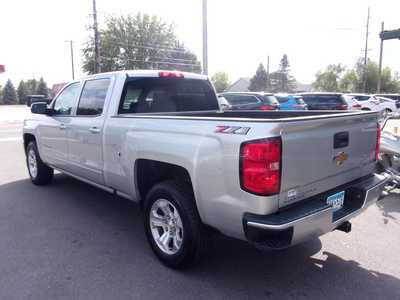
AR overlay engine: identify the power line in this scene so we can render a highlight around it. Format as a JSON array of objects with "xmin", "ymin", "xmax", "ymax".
[
  {"xmin": 109, "ymin": 42, "xmax": 190, "ymax": 53},
  {"xmin": 100, "ymin": 56, "xmax": 201, "ymax": 67},
  {"xmin": 118, "ymin": 55, "xmax": 198, "ymax": 63}
]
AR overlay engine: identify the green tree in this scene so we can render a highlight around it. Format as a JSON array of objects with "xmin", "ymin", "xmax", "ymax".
[
  {"xmin": 381, "ymin": 68, "xmax": 400, "ymax": 93},
  {"xmin": 313, "ymin": 64, "xmax": 346, "ymax": 92},
  {"xmin": 270, "ymin": 54, "xmax": 297, "ymax": 92},
  {"xmin": 2, "ymin": 79, "xmax": 18, "ymax": 104},
  {"xmin": 354, "ymin": 58, "xmax": 379, "ymax": 93},
  {"xmin": 25, "ymin": 78, "xmax": 38, "ymax": 95},
  {"xmin": 339, "ymin": 69, "xmax": 358, "ymax": 92},
  {"xmin": 249, "ymin": 63, "xmax": 268, "ymax": 92},
  {"xmin": 211, "ymin": 71, "xmax": 230, "ymax": 93},
  {"xmin": 36, "ymin": 77, "xmax": 49, "ymax": 97},
  {"xmin": 17, "ymin": 81, "xmax": 29, "ymax": 104},
  {"xmin": 83, "ymin": 13, "xmax": 202, "ymax": 74}
]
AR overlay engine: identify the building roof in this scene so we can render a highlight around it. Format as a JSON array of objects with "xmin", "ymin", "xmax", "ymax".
[{"xmin": 226, "ymin": 77, "xmax": 251, "ymax": 92}]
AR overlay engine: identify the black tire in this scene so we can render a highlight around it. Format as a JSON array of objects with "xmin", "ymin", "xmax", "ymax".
[
  {"xmin": 26, "ymin": 141, "xmax": 54, "ymax": 185},
  {"xmin": 143, "ymin": 180, "xmax": 207, "ymax": 269}
]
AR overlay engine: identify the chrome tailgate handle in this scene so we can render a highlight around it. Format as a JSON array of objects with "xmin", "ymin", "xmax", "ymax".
[{"xmin": 59, "ymin": 123, "xmax": 67, "ymax": 130}]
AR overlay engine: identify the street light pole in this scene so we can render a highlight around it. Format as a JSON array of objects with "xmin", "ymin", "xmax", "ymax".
[
  {"xmin": 66, "ymin": 40, "xmax": 75, "ymax": 80},
  {"xmin": 377, "ymin": 22, "xmax": 384, "ymax": 93},
  {"xmin": 202, "ymin": 0, "xmax": 208, "ymax": 75}
]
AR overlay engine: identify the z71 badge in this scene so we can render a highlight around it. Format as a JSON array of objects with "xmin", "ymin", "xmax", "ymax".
[{"xmin": 215, "ymin": 126, "xmax": 251, "ymax": 135}]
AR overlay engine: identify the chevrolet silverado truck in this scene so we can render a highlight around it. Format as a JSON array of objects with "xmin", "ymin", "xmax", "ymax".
[{"xmin": 23, "ymin": 70, "xmax": 390, "ymax": 268}]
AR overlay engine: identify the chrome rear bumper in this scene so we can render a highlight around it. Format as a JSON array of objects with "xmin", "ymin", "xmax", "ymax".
[{"xmin": 243, "ymin": 173, "xmax": 391, "ymax": 249}]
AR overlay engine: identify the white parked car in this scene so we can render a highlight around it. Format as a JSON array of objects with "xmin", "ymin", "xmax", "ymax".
[
  {"xmin": 345, "ymin": 94, "xmax": 382, "ymax": 112},
  {"xmin": 342, "ymin": 95, "xmax": 362, "ymax": 111},
  {"xmin": 376, "ymin": 96, "xmax": 399, "ymax": 113}
]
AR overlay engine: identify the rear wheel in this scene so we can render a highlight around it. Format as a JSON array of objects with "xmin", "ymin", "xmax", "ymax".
[
  {"xmin": 143, "ymin": 180, "xmax": 207, "ymax": 269},
  {"xmin": 26, "ymin": 141, "xmax": 54, "ymax": 185}
]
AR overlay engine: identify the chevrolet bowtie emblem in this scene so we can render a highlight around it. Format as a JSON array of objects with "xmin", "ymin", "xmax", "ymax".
[{"xmin": 334, "ymin": 152, "xmax": 348, "ymax": 166}]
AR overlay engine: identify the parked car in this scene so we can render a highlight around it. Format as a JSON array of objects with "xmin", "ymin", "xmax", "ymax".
[
  {"xmin": 374, "ymin": 94, "xmax": 400, "ymax": 112},
  {"xmin": 275, "ymin": 94, "xmax": 308, "ymax": 110},
  {"xmin": 376, "ymin": 96, "xmax": 399, "ymax": 113},
  {"xmin": 26, "ymin": 95, "xmax": 52, "ymax": 107},
  {"xmin": 345, "ymin": 94, "xmax": 382, "ymax": 112},
  {"xmin": 24, "ymin": 70, "xmax": 389, "ymax": 268},
  {"xmin": 342, "ymin": 95, "xmax": 362, "ymax": 111},
  {"xmin": 220, "ymin": 92, "xmax": 280, "ymax": 111},
  {"xmin": 298, "ymin": 93, "xmax": 349, "ymax": 110},
  {"xmin": 217, "ymin": 95, "xmax": 232, "ymax": 111},
  {"xmin": 374, "ymin": 94, "xmax": 400, "ymax": 102}
]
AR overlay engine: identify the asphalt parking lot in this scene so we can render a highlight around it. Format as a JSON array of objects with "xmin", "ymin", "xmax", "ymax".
[{"xmin": 0, "ymin": 106, "xmax": 399, "ymax": 300}]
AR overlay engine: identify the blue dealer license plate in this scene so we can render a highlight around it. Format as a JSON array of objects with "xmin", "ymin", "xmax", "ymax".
[{"xmin": 327, "ymin": 191, "xmax": 345, "ymax": 211}]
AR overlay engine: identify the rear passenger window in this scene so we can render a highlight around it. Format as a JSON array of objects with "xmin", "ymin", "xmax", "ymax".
[{"xmin": 77, "ymin": 78, "xmax": 111, "ymax": 116}]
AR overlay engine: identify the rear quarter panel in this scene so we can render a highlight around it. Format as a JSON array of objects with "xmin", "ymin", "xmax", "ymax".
[{"xmin": 103, "ymin": 116, "xmax": 281, "ymax": 239}]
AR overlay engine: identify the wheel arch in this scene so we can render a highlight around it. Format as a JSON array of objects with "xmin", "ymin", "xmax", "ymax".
[
  {"xmin": 134, "ymin": 159, "xmax": 195, "ymax": 208},
  {"xmin": 23, "ymin": 133, "xmax": 36, "ymax": 153}
]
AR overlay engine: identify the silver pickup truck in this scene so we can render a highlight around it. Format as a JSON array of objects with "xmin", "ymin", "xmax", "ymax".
[{"xmin": 23, "ymin": 70, "xmax": 389, "ymax": 268}]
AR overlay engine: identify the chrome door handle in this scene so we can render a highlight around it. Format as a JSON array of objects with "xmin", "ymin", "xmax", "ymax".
[
  {"xmin": 89, "ymin": 127, "xmax": 101, "ymax": 134},
  {"xmin": 59, "ymin": 123, "xmax": 67, "ymax": 130}
]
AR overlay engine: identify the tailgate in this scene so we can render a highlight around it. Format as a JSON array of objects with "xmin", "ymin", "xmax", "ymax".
[{"xmin": 279, "ymin": 113, "xmax": 378, "ymax": 208}]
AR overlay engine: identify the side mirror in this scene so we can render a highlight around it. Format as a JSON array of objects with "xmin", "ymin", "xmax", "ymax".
[{"xmin": 31, "ymin": 102, "xmax": 49, "ymax": 115}]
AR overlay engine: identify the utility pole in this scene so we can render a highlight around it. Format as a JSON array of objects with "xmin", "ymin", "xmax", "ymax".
[
  {"xmin": 202, "ymin": 0, "xmax": 208, "ymax": 75},
  {"xmin": 377, "ymin": 22, "xmax": 385, "ymax": 93},
  {"xmin": 92, "ymin": 0, "xmax": 101, "ymax": 73},
  {"xmin": 363, "ymin": 7, "xmax": 371, "ymax": 93},
  {"xmin": 65, "ymin": 40, "xmax": 75, "ymax": 80},
  {"xmin": 266, "ymin": 55, "xmax": 270, "ymax": 90}
]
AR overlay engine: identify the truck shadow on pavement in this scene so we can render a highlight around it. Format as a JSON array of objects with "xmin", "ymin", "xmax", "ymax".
[{"xmin": 1, "ymin": 175, "xmax": 400, "ymax": 299}]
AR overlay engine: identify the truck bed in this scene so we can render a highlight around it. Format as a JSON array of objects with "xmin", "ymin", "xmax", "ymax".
[{"xmin": 117, "ymin": 110, "xmax": 376, "ymax": 122}]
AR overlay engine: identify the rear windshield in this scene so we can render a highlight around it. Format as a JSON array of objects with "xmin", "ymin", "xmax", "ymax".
[
  {"xmin": 119, "ymin": 78, "xmax": 218, "ymax": 114},
  {"xmin": 302, "ymin": 95, "xmax": 344, "ymax": 104},
  {"xmin": 294, "ymin": 96, "xmax": 305, "ymax": 104},
  {"xmin": 351, "ymin": 95, "xmax": 370, "ymax": 101},
  {"xmin": 261, "ymin": 95, "xmax": 279, "ymax": 105}
]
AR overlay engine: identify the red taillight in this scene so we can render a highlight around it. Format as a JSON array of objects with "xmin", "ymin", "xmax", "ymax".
[
  {"xmin": 375, "ymin": 123, "xmax": 381, "ymax": 161},
  {"xmin": 259, "ymin": 105, "xmax": 276, "ymax": 111},
  {"xmin": 293, "ymin": 104, "xmax": 306, "ymax": 109},
  {"xmin": 352, "ymin": 104, "xmax": 362, "ymax": 110},
  {"xmin": 240, "ymin": 138, "xmax": 282, "ymax": 196},
  {"xmin": 338, "ymin": 104, "xmax": 348, "ymax": 110},
  {"xmin": 159, "ymin": 71, "xmax": 184, "ymax": 78}
]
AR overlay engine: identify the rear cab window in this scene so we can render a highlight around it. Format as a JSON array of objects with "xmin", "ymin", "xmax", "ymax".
[{"xmin": 119, "ymin": 78, "xmax": 218, "ymax": 114}]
